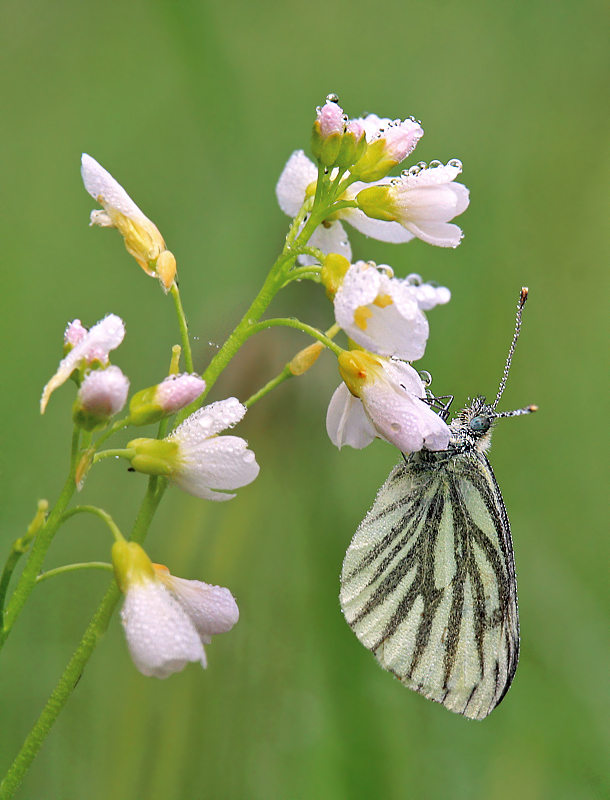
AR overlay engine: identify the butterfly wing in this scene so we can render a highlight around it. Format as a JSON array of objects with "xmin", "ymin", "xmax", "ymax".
[{"xmin": 340, "ymin": 453, "xmax": 519, "ymax": 720}]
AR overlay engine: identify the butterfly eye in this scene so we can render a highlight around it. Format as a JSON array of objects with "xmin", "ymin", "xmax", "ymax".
[{"xmin": 470, "ymin": 415, "xmax": 491, "ymax": 433}]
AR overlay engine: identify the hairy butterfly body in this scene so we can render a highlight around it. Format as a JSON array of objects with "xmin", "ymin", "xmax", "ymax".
[{"xmin": 339, "ymin": 289, "xmax": 536, "ymax": 720}]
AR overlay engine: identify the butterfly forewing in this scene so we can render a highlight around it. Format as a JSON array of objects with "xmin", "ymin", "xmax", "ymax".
[{"xmin": 340, "ymin": 444, "xmax": 519, "ymax": 720}]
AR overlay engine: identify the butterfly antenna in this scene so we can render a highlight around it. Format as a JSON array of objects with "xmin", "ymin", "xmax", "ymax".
[{"xmin": 492, "ymin": 287, "xmax": 528, "ymax": 411}]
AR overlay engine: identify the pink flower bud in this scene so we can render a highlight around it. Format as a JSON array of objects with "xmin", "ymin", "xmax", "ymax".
[
  {"xmin": 316, "ymin": 99, "xmax": 345, "ymax": 139},
  {"xmin": 156, "ymin": 374, "xmax": 206, "ymax": 413},
  {"xmin": 73, "ymin": 365, "xmax": 129, "ymax": 430},
  {"xmin": 64, "ymin": 319, "xmax": 88, "ymax": 349}
]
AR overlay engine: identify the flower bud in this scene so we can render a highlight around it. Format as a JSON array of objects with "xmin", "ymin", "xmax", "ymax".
[
  {"xmin": 311, "ymin": 98, "xmax": 345, "ymax": 167},
  {"xmin": 350, "ymin": 118, "xmax": 423, "ymax": 182},
  {"xmin": 335, "ymin": 120, "xmax": 367, "ymax": 169},
  {"xmin": 289, "ymin": 342, "xmax": 324, "ymax": 376},
  {"xmin": 155, "ymin": 250, "xmax": 177, "ymax": 293},
  {"xmin": 72, "ymin": 365, "xmax": 129, "ymax": 431},
  {"xmin": 128, "ymin": 374, "xmax": 206, "ymax": 427},
  {"xmin": 63, "ymin": 320, "xmax": 88, "ymax": 352}
]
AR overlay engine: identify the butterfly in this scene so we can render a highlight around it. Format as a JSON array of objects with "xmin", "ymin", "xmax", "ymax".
[{"xmin": 340, "ymin": 289, "xmax": 536, "ymax": 720}]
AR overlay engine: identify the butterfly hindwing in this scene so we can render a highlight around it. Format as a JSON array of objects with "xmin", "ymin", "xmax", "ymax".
[{"xmin": 340, "ymin": 447, "xmax": 519, "ymax": 720}]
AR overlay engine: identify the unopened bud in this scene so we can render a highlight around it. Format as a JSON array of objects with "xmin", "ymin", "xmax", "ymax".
[
  {"xmin": 289, "ymin": 342, "xmax": 324, "ymax": 376},
  {"xmin": 63, "ymin": 320, "xmax": 88, "ymax": 352},
  {"xmin": 128, "ymin": 374, "xmax": 206, "ymax": 426},
  {"xmin": 72, "ymin": 366, "xmax": 129, "ymax": 431},
  {"xmin": 155, "ymin": 250, "xmax": 177, "ymax": 293},
  {"xmin": 311, "ymin": 99, "xmax": 345, "ymax": 166},
  {"xmin": 350, "ymin": 119, "xmax": 423, "ymax": 182}
]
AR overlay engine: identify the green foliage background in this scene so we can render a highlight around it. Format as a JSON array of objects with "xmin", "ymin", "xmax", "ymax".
[{"xmin": 1, "ymin": 0, "xmax": 608, "ymax": 797}]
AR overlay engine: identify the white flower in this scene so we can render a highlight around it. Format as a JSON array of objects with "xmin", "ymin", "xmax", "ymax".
[
  {"xmin": 113, "ymin": 541, "xmax": 239, "ymax": 679},
  {"xmin": 327, "ymin": 351, "xmax": 450, "ymax": 454},
  {"xmin": 333, "ymin": 261, "xmax": 450, "ymax": 360},
  {"xmin": 81, "ymin": 154, "xmax": 176, "ymax": 290},
  {"xmin": 357, "ymin": 161, "xmax": 470, "ymax": 248},
  {"xmin": 168, "ymin": 397, "xmax": 260, "ymax": 500},
  {"xmin": 73, "ymin": 365, "xmax": 130, "ymax": 430},
  {"xmin": 276, "ymin": 150, "xmax": 414, "ymax": 265},
  {"xmin": 41, "ymin": 314, "xmax": 125, "ymax": 413}
]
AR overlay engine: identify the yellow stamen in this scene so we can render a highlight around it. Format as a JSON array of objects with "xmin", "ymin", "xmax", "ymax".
[
  {"xmin": 373, "ymin": 293, "xmax": 393, "ymax": 308},
  {"xmin": 354, "ymin": 305, "xmax": 373, "ymax": 331}
]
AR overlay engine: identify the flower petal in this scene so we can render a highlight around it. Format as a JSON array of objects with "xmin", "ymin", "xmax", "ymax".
[
  {"xmin": 172, "ymin": 435, "xmax": 259, "ymax": 501},
  {"xmin": 360, "ymin": 361, "xmax": 450, "ymax": 453},
  {"xmin": 326, "ymin": 383, "xmax": 377, "ymax": 449},
  {"xmin": 275, "ymin": 150, "xmax": 317, "ymax": 217},
  {"xmin": 120, "ymin": 581, "xmax": 207, "ymax": 678},
  {"xmin": 301, "ymin": 220, "xmax": 352, "ymax": 265},
  {"xmin": 172, "ymin": 397, "xmax": 246, "ymax": 444},
  {"xmin": 341, "ymin": 207, "xmax": 416, "ymax": 244},
  {"xmin": 403, "ymin": 220, "xmax": 464, "ymax": 248},
  {"xmin": 81, "ymin": 154, "xmax": 148, "ymax": 223},
  {"xmin": 160, "ymin": 576, "xmax": 239, "ymax": 643}
]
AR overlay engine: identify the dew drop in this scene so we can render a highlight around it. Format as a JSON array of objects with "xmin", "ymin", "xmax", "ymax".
[
  {"xmin": 243, "ymin": 451, "xmax": 255, "ymax": 464},
  {"xmin": 419, "ymin": 370, "xmax": 432, "ymax": 387},
  {"xmin": 448, "ymin": 158, "xmax": 462, "ymax": 170},
  {"xmin": 429, "ymin": 159, "xmax": 443, "ymax": 169},
  {"xmin": 390, "ymin": 422, "xmax": 401, "ymax": 433},
  {"xmin": 326, "ymin": 93, "xmax": 339, "ymax": 104}
]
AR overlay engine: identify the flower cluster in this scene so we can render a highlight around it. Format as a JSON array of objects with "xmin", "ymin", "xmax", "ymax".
[
  {"xmin": 276, "ymin": 96, "xmax": 469, "ymax": 264},
  {"xmin": 277, "ymin": 96, "xmax": 467, "ymax": 458}
]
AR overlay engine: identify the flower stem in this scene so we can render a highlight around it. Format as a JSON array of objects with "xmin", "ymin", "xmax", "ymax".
[
  {"xmin": 245, "ymin": 364, "xmax": 293, "ymax": 408},
  {"xmin": 249, "ymin": 318, "xmax": 344, "ymax": 357},
  {"xmin": 0, "ymin": 501, "xmax": 48, "ymax": 625},
  {"xmin": 36, "ymin": 562, "xmax": 114, "ymax": 584},
  {"xmin": 0, "ymin": 429, "xmax": 81, "ymax": 649},
  {"xmin": 58, "ymin": 505, "xmax": 125, "ymax": 542},
  {"xmin": 170, "ymin": 284, "xmax": 194, "ymax": 372},
  {"xmin": 92, "ymin": 448, "xmax": 134, "ymax": 464}
]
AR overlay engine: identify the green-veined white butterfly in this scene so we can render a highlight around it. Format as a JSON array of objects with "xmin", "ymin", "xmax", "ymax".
[{"xmin": 340, "ymin": 289, "xmax": 536, "ymax": 720}]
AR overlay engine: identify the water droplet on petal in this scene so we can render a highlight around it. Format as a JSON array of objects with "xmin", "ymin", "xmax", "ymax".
[
  {"xmin": 243, "ymin": 451, "xmax": 255, "ymax": 464},
  {"xmin": 390, "ymin": 423, "xmax": 401, "ymax": 433}
]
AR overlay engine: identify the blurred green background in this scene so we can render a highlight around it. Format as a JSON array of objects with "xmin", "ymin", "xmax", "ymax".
[{"xmin": 1, "ymin": 0, "xmax": 608, "ymax": 797}]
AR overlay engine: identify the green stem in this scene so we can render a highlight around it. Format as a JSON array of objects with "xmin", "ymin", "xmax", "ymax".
[
  {"xmin": 249, "ymin": 318, "xmax": 344, "ymax": 357},
  {"xmin": 58, "ymin": 505, "xmax": 125, "ymax": 542},
  {"xmin": 36, "ymin": 562, "xmax": 114, "ymax": 584},
  {"xmin": 245, "ymin": 364, "xmax": 293, "ymax": 408},
  {"xmin": 0, "ymin": 429, "xmax": 81, "ymax": 648},
  {"xmin": 292, "ymin": 246, "xmax": 325, "ymax": 263},
  {"xmin": 92, "ymin": 418, "xmax": 131, "ymax": 451},
  {"xmin": 0, "ymin": 501, "xmax": 48, "ymax": 624},
  {"xmin": 0, "ymin": 477, "xmax": 165, "ymax": 798},
  {"xmin": 170, "ymin": 283, "xmax": 194, "ymax": 372},
  {"xmin": 92, "ymin": 448, "xmax": 134, "ymax": 464}
]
